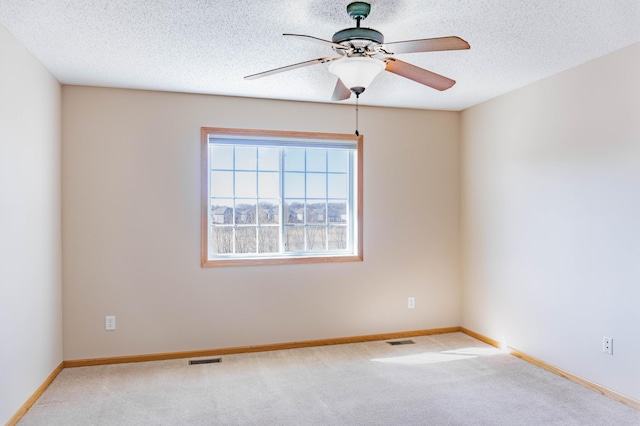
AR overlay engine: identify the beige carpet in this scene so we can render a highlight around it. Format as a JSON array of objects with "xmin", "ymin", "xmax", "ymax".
[{"xmin": 18, "ymin": 332, "xmax": 639, "ymax": 425}]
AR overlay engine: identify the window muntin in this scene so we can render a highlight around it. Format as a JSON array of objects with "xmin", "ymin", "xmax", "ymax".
[{"xmin": 201, "ymin": 128, "xmax": 363, "ymax": 267}]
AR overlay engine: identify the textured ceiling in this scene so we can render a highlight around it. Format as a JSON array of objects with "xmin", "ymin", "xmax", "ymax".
[{"xmin": 1, "ymin": 1, "xmax": 638, "ymax": 111}]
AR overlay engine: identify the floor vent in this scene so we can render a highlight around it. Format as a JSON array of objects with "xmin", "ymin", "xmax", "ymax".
[
  {"xmin": 386, "ymin": 339, "xmax": 415, "ymax": 346},
  {"xmin": 189, "ymin": 357, "xmax": 222, "ymax": 365}
]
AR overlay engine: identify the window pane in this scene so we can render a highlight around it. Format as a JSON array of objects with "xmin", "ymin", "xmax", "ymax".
[
  {"xmin": 210, "ymin": 145, "xmax": 233, "ymax": 170},
  {"xmin": 307, "ymin": 202, "xmax": 326, "ymax": 224},
  {"xmin": 306, "ymin": 149, "xmax": 326, "ymax": 172},
  {"xmin": 235, "ymin": 146, "xmax": 257, "ymax": 170},
  {"xmin": 284, "ymin": 200, "xmax": 304, "ymax": 224},
  {"xmin": 328, "ymin": 150, "xmax": 348, "ymax": 173},
  {"xmin": 328, "ymin": 225, "xmax": 348, "ymax": 250},
  {"xmin": 235, "ymin": 202, "xmax": 256, "ymax": 225},
  {"xmin": 258, "ymin": 147, "xmax": 279, "ymax": 171},
  {"xmin": 284, "ymin": 172, "xmax": 304, "ymax": 198},
  {"xmin": 306, "ymin": 226, "xmax": 326, "ymax": 251},
  {"xmin": 211, "ymin": 227, "xmax": 233, "ymax": 254},
  {"xmin": 306, "ymin": 173, "xmax": 326, "ymax": 199},
  {"xmin": 258, "ymin": 172, "xmax": 279, "ymax": 198},
  {"xmin": 235, "ymin": 226, "xmax": 257, "ymax": 253},
  {"xmin": 284, "ymin": 226, "xmax": 304, "ymax": 251},
  {"xmin": 211, "ymin": 200, "xmax": 233, "ymax": 224},
  {"xmin": 235, "ymin": 171, "xmax": 256, "ymax": 198},
  {"xmin": 258, "ymin": 200, "xmax": 279, "ymax": 225},
  {"xmin": 328, "ymin": 174, "xmax": 348, "ymax": 199},
  {"xmin": 211, "ymin": 171, "xmax": 233, "ymax": 198},
  {"xmin": 328, "ymin": 201, "xmax": 347, "ymax": 224},
  {"xmin": 258, "ymin": 226, "xmax": 279, "ymax": 253},
  {"xmin": 284, "ymin": 148, "xmax": 305, "ymax": 171}
]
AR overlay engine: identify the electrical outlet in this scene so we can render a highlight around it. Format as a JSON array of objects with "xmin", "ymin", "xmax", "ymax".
[
  {"xmin": 408, "ymin": 297, "xmax": 415, "ymax": 309},
  {"xmin": 105, "ymin": 316, "xmax": 116, "ymax": 331},
  {"xmin": 602, "ymin": 336, "xmax": 612, "ymax": 355}
]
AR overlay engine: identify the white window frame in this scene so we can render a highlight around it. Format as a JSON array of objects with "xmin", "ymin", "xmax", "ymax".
[{"xmin": 201, "ymin": 127, "xmax": 363, "ymax": 267}]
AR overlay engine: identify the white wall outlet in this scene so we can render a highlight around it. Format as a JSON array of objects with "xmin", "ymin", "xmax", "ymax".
[
  {"xmin": 602, "ymin": 336, "xmax": 612, "ymax": 355},
  {"xmin": 105, "ymin": 315, "xmax": 116, "ymax": 331},
  {"xmin": 408, "ymin": 297, "xmax": 415, "ymax": 309}
]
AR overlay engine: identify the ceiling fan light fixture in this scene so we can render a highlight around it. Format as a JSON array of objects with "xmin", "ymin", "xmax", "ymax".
[{"xmin": 328, "ymin": 56, "xmax": 385, "ymax": 94}]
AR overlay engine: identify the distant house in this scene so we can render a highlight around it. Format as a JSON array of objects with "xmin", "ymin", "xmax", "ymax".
[
  {"xmin": 259, "ymin": 204, "xmax": 277, "ymax": 223},
  {"xmin": 212, "ymin": 206, "xmax": 232, "ymax": 224},
  {"xmin": 288, "ymin": 207, "xmax": 304, "ymax": 223},
  {"xmin": 306, "ymin": 205, "xmax": 325, "ymax": 223},
  {"xmin": 235, "ymin": 206, "xmax": 255, "ymax": 224},
  {"xmin": 328, "ymin": 204, "xmax": 347, "ymax": 223}
]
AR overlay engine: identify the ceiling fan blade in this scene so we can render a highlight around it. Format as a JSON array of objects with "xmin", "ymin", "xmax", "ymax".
[
  {"xmin": 244, "ymin": 57, "xmax": 334, "ymax": 80},
  {"xmin": 331, "ymin": 78, "xmax": 352, "ymax": 101},
  {"xmin": 383, "ymin": 36, "xmax": 470, "ymax": 55},
  {"xmin": 283, "ymin": 33, "xmax": 350, "ymax": 51},
  {"xmin": 384, "ymin": 58, "xmax": 456, "ymax": 91}
]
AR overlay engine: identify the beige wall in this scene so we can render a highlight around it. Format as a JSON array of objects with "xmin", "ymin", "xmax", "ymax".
[
  {"xmin": 0, "ymin": 25, "xmax": 62, "ymax": 424},
  {"xmin": 461, "ymin": 42, "xmax": 640, "ymax": 400},
  {"xmin": 61, "ymin": 87, "xmax": 461, "ymax": 360}
]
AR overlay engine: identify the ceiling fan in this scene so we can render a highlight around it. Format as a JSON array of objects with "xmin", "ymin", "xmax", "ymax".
[{"xmin": 244, "ymin": 1, "xmax": 470, "ymax": 101}]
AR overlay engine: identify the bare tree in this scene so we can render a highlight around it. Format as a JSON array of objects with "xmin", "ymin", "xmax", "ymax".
[
  {"xmin": 258, "ymin": 226, "xmax": 279, "ymax": 253},
  {"xmin": 235, "ymin": 226, "xmax": 256, "ymax": 253},
  {"xmin": 328, "ymin": 226, "xmax": 347, "ymax": 250},
  {"xmin": 212, "ymin": 227, "xmax": 233, "ymax": 254}
]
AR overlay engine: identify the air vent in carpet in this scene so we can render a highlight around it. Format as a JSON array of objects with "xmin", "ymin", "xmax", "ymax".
[
  {"xmin": 189, "ymin": 357, "xmax": 221, "ymax": 365},
  {"xmin": 386, "ymin": 339, "xmax": 415, "ymax": 346}
]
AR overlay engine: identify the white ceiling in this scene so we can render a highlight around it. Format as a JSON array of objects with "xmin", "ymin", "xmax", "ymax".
[{"xmin": 1, "ymin": 1, "xmax": 638, "ymax": 111}]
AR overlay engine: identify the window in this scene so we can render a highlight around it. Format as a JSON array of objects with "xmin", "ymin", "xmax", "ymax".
[{"xmin": 201, "ymin": 127, "xmax": 363, "ymax": 267}]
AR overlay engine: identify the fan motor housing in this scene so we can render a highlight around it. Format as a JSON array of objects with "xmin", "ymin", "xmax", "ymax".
[
  {"xmin": 332, "ymin": 27, "xmax": 384, "ymax": 45},
  {"xmin": 347, "ymin": 2, "xmax": 371, "ymax": 20}
]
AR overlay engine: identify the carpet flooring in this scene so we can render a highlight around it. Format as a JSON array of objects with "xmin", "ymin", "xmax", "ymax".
[{"xmin": 17, "ymin": 332, "xmax": 639, "ymax": 425}]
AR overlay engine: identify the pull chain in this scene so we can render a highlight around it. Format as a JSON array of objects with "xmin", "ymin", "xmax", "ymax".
[{"xmin": 355, "ymin": 93, "xmax": 360, "ymax": 136}]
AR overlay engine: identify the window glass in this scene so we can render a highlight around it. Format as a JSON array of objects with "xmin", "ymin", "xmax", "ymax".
[
  {"xmin": 328, "ymin": 174, "xmax": 348, "ymax": 199},
  {"xmin": 284, "ymin": 148, "xmax": 305, "ymax": 171},
  {"xmin": 284, "ymin": 200, "xmax": 305, "ymax": 224},
  {"xmin": 284, "ymin": 172, "xmax": 305, "ymax": 198},
  {"xmin": 211, "ymin": 145, "xmax": 233, "ymax": 170},
  {"xmin": 235, "ymin": 146, "xmax": 257, "ymax": 170},
  {"xmin": 306, "ymin": 149, "xmax": 327, "ymax": 172},
  {"xmin": 259, "ymin": 147, "xmax": 279, "ymax": 171},
  {"xmin": 258, "ymin": 226, "xmax": 279, "ymax": 253},
  {"xmin": 328, "ymin": 150, "xmax": 348, "ymax": 173},
  {"xmin": 235, "ymin": 172, "xmax": 256, "ymax": 198},
  {"xmin": 210, "ymin": 171, "xmax": 233, "ymax": 198},
  {"xmin": 306, "ymin": 173, "xmax": 326, "ymax": 199},
  {"xmin": 258, "ymin": 172, "xmax": 279, "ymax": 198},
  {"xmin": 258, "ymin": 200, "xmax": 280, "ymax": 225}
]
